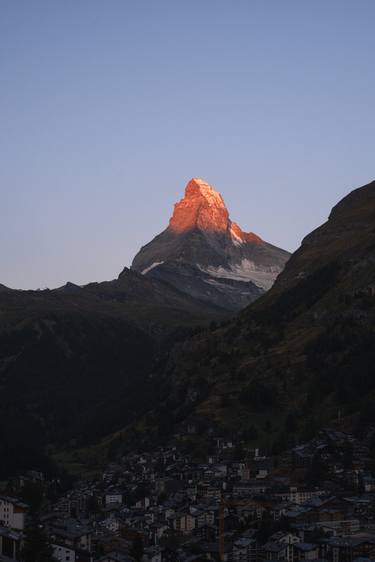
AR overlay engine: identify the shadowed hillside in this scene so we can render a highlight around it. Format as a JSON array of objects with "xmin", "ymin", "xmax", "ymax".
[
  {"xmin": 104, "ymin": 180, "xmax": 375, "ymax": 459},
  {"xmin": 0, "ymin": 269, "xmax": 223, "ymax": 478}
]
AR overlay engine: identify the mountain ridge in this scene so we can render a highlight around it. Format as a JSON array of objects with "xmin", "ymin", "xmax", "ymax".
[
  {"xmin": 3, "ymin": 177, "xmax": 374, "ymax": 475},
  {"xmin": 0, "ymin": 265, "xmax": 224, "ymax": 477},
  {"xmin": 101, "ymin": 179, "xmax": 375, "ymax": 460}
]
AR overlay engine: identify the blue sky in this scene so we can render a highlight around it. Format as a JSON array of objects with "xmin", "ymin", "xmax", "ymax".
[{"xmin": 1, "ymin": 1, "xmax": 374, "ymax": 289}]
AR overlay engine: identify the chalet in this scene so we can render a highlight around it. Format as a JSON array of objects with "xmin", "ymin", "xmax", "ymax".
[
  {"xmin": 200, "ymin": 542, "xmax": 232, "ymax": 562},
  {"xmin": 270, "ymin": 532, "xmax": 300, "ymax": 562},
  {"xmin": 263, "ymin": 541, "xmax": 289, "ymax": 560},
  {"xmin": 97, "ymin": 553, "xmax": 134, "ymax": 562},
  {"xmin": 52, "ymin": 543, "xmax": 93, "ymax": 562},
  {"xmin": 232, "ymin": 537, "xmax": 259, "ymax": 562},
  {"xmin": 171, "ymin": 512, "xmax": 195, "ymax": 534},
  {"xmin": 0, "ymin": 526, "xmax": 23, "ymax": 561},
  {"xmin": 293, "ymin": 543, "xmax": 320, "ymax": 561},
  {"xmin": 273, "ymin": 487, "xmax": 325, "ymax": 506},
  {"xmin": 0, "ymin": 496, "xmax": 28, "ymax": 531},
  {"xmin": 105, "ymin": 492, "xmax": 123, "ymax": 506},
  {"xmin": 190, "ymin": 507, "xmax": 215, "ymax": 528},
  {"xmin": 143, "ymin": 546, "xmax": 162, "ymax": 562},
  {"xmin": 48, "ymin": 521, "xmax": 93, "ymax": 553},
  {"xmin": 232, "ymin": 481, "xmax": 268, "ymax": 497},
  {"xmin": 322, "ymin": 536, "xmax": 375, "ymax": 562}
]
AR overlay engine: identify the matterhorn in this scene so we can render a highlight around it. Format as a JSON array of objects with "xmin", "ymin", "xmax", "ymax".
[{"xmin": 132, "ymin": 178, "xmax": 290, "ymax": 310}]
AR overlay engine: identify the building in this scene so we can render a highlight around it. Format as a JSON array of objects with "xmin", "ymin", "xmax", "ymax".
[
  {"xmin": 293, "ymin": 543, "xmax": 320, "ymax": 561},
  {"xmin": 0, "ymin": 526, "xmax": 23, "ymax": 561},
  {"xmin": 0, "ymin": 496, "xmax": 28, "ymax": 531},
  {"xmin": 171, "ymin": 512, "xmax": 195, "ymax": 534},
  {"xmin": 105, "ymin": 492, "xmax": 123, "ymax": 506}
]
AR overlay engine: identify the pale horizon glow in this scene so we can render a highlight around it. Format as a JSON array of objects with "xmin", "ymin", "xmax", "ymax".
[{"xmin": 0, "ymin": 1, "xmax": 374, "ymax": 289}]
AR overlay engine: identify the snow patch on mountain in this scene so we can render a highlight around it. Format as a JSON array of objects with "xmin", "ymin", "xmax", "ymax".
[
  {"xmin": 198, "ymin": 259, "xmax": 283, "ymax": 290},
  {"xmin": 230, "ymin": 224, "xmax": 245, "ymax": 246},
  {"xmin": 191, "ymin": 178, "xmax": 226, "ymax": 208},
  {"xmin": 141, "ymin": 261, "xmax": 164, "ymax": 275}
]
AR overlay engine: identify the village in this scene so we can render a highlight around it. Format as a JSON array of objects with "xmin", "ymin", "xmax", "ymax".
[{"xmin": 1, "ymin": 428, "xmax": 375, "ymax": 562}]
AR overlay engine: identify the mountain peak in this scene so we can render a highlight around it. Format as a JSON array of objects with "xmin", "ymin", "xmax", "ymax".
[
  {"xmin": 131, "ymin": 177, "xmax": 290, "ymax": 309},
  {"xmin": 169, "ymin": 178, "xmax": 229, "ymax": 233},
  {"xmin": 187, "ymin": 178, "xmax": 226, "ymax": 207},
  {"xmin": 168, "ymin": 178, "xmax": 263, "ymax": 245}
]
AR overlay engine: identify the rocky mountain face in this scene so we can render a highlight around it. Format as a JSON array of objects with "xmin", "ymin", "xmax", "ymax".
[
  {"xmin": 132, "ymin": 178, "xmax": 291, "ymax": 310},
  {"xmin": 267, "ymin": 179, "xmax": 375, "ymax": 297}
]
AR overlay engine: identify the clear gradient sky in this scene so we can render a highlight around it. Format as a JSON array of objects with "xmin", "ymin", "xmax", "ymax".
[{"xmin": 1, "ymin": 1, "xmax": 374, "ymax": 289}]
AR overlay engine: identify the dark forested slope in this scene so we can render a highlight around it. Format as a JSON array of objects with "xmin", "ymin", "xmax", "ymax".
[
  {"xmin": 0, "ymin": 268, "xmax": 222, "ymax": 477},
  {"xmin": 122, "ymin": 180, "xmax": 375, "ymax": 454}
]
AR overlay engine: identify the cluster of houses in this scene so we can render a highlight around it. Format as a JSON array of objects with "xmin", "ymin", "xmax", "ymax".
[{"xmin": 1, "ymin": 429, "xmax": 375, "ymax": 562}]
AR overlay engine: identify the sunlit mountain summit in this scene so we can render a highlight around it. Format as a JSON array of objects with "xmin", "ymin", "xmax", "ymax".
[{"xmin": 132, "ymin": 178, "xmax": 290, "ymax": 310}]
